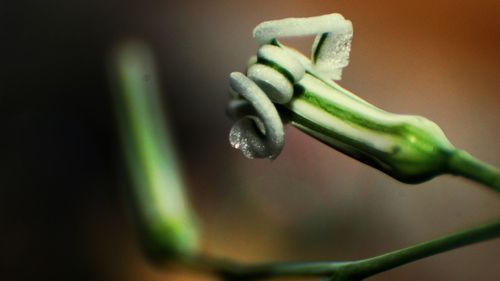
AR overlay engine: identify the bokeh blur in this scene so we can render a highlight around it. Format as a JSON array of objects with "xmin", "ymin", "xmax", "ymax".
[{"xmin": 1, "ymin": 1, "xmax": 499, "ymax": 280}]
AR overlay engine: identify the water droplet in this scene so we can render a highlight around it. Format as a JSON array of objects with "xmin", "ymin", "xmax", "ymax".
[{"xmin": 229, "ymin": 123, "xmax": 255, "ymax": 159}]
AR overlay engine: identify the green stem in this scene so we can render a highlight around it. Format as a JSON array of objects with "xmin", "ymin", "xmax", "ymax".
[
  {"xmin": 192, "ymin": 219, "xmax": 500, "ymax": 280},
  {"xmin": 448, "ymin": 149, "xmax": 500, "ymax": 192},
  {"xmin": 347, "ymin": 219, "xmax": 500, "ymax": 280},
  {"xmin": 111, "ymin": 41, "xmax": 199, "ymax": 260}
]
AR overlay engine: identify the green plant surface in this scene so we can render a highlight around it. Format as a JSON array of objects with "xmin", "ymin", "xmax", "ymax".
[{"xmin": 111, "ymin": 40, "xmax": 199, "ymax": 261}]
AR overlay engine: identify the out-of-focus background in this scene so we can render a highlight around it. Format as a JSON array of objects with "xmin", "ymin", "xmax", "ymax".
[{"xmin": 1, "ymin": 1, "xmax": 499, "ymax": 280}]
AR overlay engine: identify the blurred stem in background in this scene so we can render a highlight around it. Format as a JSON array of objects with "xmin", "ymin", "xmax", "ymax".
[
  {"xmin": 110, "ymin": 40, "xmax": 199, "ymax": 261},
  {"xmin": 110, "ymin": 41, "xmax": 499, "ymax": 280}
]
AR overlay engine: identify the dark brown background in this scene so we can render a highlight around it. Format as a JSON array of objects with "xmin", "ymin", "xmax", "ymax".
[{"xmin": 1, "ymin": 1, "xmax": 499, "ymax": 280}]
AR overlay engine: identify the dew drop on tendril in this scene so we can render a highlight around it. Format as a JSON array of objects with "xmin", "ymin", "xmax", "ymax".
[{"xmin": 229, "ymin": 124, "xmax": 254, "ymax": 159}]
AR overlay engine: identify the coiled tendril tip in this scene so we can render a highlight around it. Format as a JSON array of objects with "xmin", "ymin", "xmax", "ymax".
[{"xmin": 229, "ymin": 14, "xmax": 353, "ymax": 159}]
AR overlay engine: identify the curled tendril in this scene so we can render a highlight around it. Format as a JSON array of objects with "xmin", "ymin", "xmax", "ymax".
[
  {"xmin": 227, "ymin": 13, "xmax": 353, "ymax": 159},
  {"xmin": 228, "ymin": 73, "xmax": 285, "ymax": 159}
]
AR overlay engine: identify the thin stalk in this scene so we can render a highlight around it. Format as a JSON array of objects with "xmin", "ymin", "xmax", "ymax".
[
  {"xmin": 188, "ymin": 219, "xmax": 500, "ymax": 280},
  {"xmin": 447, "ymin": 149, "xmax": 500, "ymax": 192},
  {"xmin": 347, "ymin": 219, "xmax": 500, "ymax": 280}
]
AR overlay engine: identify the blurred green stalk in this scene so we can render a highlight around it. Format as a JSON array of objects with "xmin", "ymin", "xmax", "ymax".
[{"xmin": 110, "ymin": 40, "xmax": 199, "ymax": 261}]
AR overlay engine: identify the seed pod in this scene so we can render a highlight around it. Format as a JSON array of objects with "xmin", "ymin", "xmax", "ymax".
[
  {"xmin": 284, "ymin": 72, "xmax": 455, "ymax": 183},
  {"xmin": 228, "ymin": 13, "xmax": 500, "ymax": 191}
]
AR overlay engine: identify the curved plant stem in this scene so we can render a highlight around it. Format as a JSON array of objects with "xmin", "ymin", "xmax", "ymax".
[
  {"xmin": 188, "ymin": 219, "xmax": 500, "ymax": 280},
  {"xmin": 344, "ymin": 219, "xmax": 500, "ymax": 280},
  {"xmin": 111, "ymin": 41, "xmax": 199, "ymax": 259},
  {"xmin": 448, "ymin": 150, "xmax": 500, "ymax": 193}
]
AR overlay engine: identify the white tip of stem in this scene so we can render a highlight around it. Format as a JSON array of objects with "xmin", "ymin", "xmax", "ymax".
[
  {"xmin": 252, "ymin": 13, "xmax": 353, "ymax": 80},
  {"xmin": 253, "ymin": 13, "xmax": 349, "ymax": 45}
]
